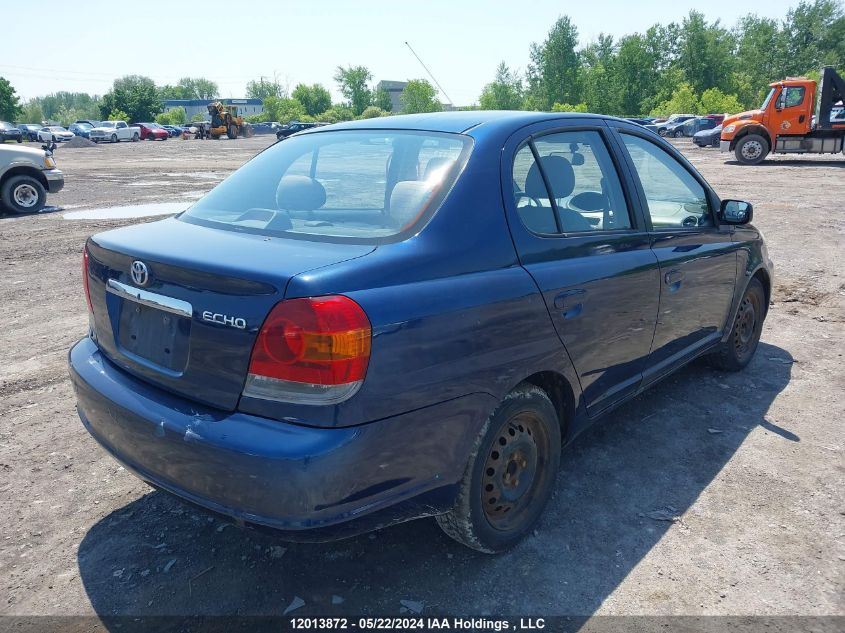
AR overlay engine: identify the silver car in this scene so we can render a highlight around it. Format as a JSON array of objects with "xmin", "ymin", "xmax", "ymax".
[{"xmin": 0, "ymin": 144, "xmax": 64, "ymax": 213}]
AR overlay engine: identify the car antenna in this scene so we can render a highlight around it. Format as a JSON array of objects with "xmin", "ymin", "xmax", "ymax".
[{"xmin": 404, "ymin": 41, "xmax": 454, "ymax": 108}]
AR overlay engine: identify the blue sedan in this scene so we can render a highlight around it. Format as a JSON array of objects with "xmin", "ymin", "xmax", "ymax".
[{"xmin": 69, "ymin": 111, "xmax": 773, "ymax": 552}]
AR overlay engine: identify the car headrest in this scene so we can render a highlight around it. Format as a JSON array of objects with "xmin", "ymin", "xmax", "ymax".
[
  {"xmin": 423, "ymin": 157, "xmax": 454, "ymax": 181},
  {"xmin": 389, "ymin": 181, "xmax": 435, "ymax": 229},
  {"xmin": 275, "ymin": 176, "xmax": 326, "ymax": 211},
  {"xmin": 525, "ymin": 155, "xmax": 575, "ymax": 200}
]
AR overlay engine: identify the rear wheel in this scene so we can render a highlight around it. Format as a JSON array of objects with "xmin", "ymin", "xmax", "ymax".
[
  {"xmin": 658, "ymin": 128, "xmax": 668, "ymax": 137},
  {"xmin": 227, "ymin": 124, "xmax": 238, "ymax": 139},
  {"xmin": 16, "ymin": 137, "xmax": 22, "ymax": 143},
  {"xmin": 132, "ymin": 132, "xmax": 139, "ymax": 142},
  {"xmin": 111, "ymin": 134, "xmax": 118, "ymax": 143},
  {"xmin": 674, "ymin": 129, "xmax": 684, "ymax": 138},
  {"xmin": 51, "ymin": 135, "xmax": 57, "ymax": 142},
  {"xmin": 436, "ymin": 384, "xmax": 561, "ymax": 553},
  {"xmin": 709, "ymin": 278, "xmax": 766, "ymax": 371},
  {"xmin": 1, "ymin": 174, "xmax": 46, "ymax": 213},
  {"xmin": 734, "ymin": 134, "xmax": 768, "ymax": 165}
]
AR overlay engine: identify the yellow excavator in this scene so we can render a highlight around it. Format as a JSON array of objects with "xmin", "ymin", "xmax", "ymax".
[{"xmin": 206, "ymin": 102, "xmax": 254, "ymax": 139}]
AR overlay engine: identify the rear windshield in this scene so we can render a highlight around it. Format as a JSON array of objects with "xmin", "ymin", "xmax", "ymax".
[{"xmin": 180, "ymin": 129, "xmax": 472, "ymax": 241}]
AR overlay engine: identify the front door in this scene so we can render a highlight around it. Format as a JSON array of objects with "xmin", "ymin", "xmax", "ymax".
[
  {"xmin": 505, "ymin": 123, "xmax": 660, "ymax": 414},
  {"xmin": 770, "ymin": 84, "xmax": 813, "ymax": 136},
  {"xmin": 612, "ymin": 129, "xmax": 737, "ymax": 383}
]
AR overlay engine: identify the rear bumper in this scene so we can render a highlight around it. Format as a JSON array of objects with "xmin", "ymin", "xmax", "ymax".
[{"xmin": 69, "ymin": 337, "xmax": 490, "ymax": 540}]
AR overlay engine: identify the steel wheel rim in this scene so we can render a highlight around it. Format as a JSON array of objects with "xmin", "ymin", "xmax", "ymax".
[
  {"xmin": 742, "ymin": 140, "xmax": 762, "ymax": 160},
  {"xmin": 733, "ymin": 293, "xmax": 759, "ymax": 358},
  {"xmin": 482, "ymin": 412, "xmax": 545, "ymax": 531},
  {"xmin": 13, "ymin": 183, "xmax": 38, "ymax": 208}
]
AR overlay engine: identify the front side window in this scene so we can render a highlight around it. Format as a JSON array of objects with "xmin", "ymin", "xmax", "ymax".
[
  {"xmin": 621, "ymin": 134, "xmax": 712, "ymax": 229},
  {"xmin": 783, "ymin": 86, "xmax": 805, "ymax": 108},
  {"xmin": 181, "ymin": 130, "xmax": 471, "ymax": 241},
  {"xmin": 512, "ymin": 130, "xmax": 631, "ymax": 234}
]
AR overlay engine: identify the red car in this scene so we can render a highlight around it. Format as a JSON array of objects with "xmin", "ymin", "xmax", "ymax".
[{"xmin": 134, "ymin": 123, "xmax": 169, "ymax": 141}]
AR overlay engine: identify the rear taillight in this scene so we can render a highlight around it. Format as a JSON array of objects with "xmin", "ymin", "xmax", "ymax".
[
  {"xmin": 82, "ymin": 248, "xmax": 93, "ymax": 313},
  {"xmin": 243, "ymin": 296, "xmax": 371, "ymax": 405}
]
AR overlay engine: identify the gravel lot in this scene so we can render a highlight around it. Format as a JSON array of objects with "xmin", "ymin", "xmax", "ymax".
[{"xmin": 1, "ymin": 135, "xmax": 843, "ymax": 619}]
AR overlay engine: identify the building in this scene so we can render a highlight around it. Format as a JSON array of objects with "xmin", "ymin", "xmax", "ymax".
[
  {"xmin": 376, "ymin": 81, "xmax": 407, "ymax": 113},
  {"xmin": 162, "ymin": 98, "xmax": 264, "ymax": 121}
]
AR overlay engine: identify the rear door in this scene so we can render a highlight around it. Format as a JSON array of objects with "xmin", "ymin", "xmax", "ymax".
[
  {"xmin": 608, "ymin": 124, "xmax": 737, "ymax": 383},
  {"xmin": 503, "ymin": 120, "xmax": 660, "ymax": 415}
]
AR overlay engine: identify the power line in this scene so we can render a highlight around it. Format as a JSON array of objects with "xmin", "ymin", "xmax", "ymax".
[{"xmin": 404, "ymin": 41, "xmax": 454, "ymax": 106}]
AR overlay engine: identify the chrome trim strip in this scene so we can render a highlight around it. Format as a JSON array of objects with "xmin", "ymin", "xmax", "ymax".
[{"xmin": 106, "ymin": 279, "xmax": 193, "ymax": 318}]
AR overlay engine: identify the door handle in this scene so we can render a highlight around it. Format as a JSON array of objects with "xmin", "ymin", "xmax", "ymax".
[
  {"xmin": 554, "ymin": 289, "xmax": 586, "ymax": 319},
  {"xmin": 664, "ymin": 269, "xmax": 685, "ymax": 291}
]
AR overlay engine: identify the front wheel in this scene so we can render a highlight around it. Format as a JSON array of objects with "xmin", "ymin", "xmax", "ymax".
[
  {"xmin": 51, "ymin": 135, "xmax": 57, "ymax": 142},
  {"xmin": 709, "ymin": 278, "xmax": 766, "ymax": 371},
  {"xmin": 674, "ymin": 129, "xmax": 684, "ymax": 138},
  {"xmin": 1, "ymin": 174, "xmax": 46, "ymax": 213},
  {"xmin": 132, "ymin": 132, "xmax": 139, "ymax": 142},
  {"xmin": 734, "ymin": 134, "xmax": 768, "ymax": 165},
  {"xmin": 227, "ymin": 124, "xmax": 238, "ymax": 139},
  {"xmin": 658, "ymin": 128, "xmax": 668, "ymax": 137},
  {"xmin": 111, "ymin": 134, "xmax": 118, "ymax": 143},
  {"xmin": 436, "ymin": 384, "xmax": 561, "ymax": 553}
]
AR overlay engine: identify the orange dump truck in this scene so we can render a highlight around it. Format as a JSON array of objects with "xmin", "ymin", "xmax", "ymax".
[{"xmin": 721, "ymin": 66, "xmax": 845, "ymax": 164}]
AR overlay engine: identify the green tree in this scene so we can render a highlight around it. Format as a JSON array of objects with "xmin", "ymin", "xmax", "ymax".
[
  {"xmin": 699, "ymin": 88, "xmax": 744, "ymax": 114},
  {"xmin": 650, "ymin": 82, "xmax": 701, "ymax": 116},
  {"xmin": 526, "ymin": 15, "xmax": 582, "ymax": 109},
  {"xmin": 676, "ymin": 11, "xmax": 736, "ymax": 95},
  {"xmin": 360, "ymin": 106, "xmax": 387, "ymax": 119},
  {"xmin": 107, "ymin": 109, "xmax": 130, "ymax": 122},
  {"xmin": 479, "ymin": 62, "xmax": 524, "ymax": 110},
  {"xmin": 246, "ymin": 77, "xmax": 285, "ymax": 100},
  {"xmin": 291, "ymin": 83, "xmax": 332, "ymax": 116},
  {"xmin": 373, "ymin": 88, "xmax": 393, "ymax": 112},
  {"xmin": 551, "ymin": 102, "xmax": 589, "ymax": 112},
  {"xmin": 156, "ymin": 107, "xmax": 186, "ymax": 125},
  {"xmin": 613, "ymin": 34, "xmax": 661, "ymax": 115},
  {"xmin": 0, "ymin": 77, "xmax": 22, "ymax": 120},
  {"xmin": 100, "ymin": 75, "xmax": 161, "ymax": 122},
  {"xmin": 178, "ymin": 77, "xmax": 218, "ymax": 100},
  {"xmin": 19, "ymin": 100, "xmax": 44, "ymax": 124},
  {"xmin": 317, "ymin": 105, "xmax": 355, "ymax": 123},
  {"xmin": 334, "ymin": 66, "xmax": 373, "ymax": 116},
  {"xmin": 263, "ymin": 96, "xmax": 306, "ymax": 124},
  {"xmin": 400, "ymin": 79, "xmax": 442, "ymax": 113},
  {"xmin": 580, "ymin": 34, "xmax": 623, "ymax": 114},
  {"xmin": 783, "ymin": 0, "xmax": 843, "ymax": 75}
]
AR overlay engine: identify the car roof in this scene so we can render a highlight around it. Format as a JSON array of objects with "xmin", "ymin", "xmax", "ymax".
[{"xmin": 322, "ymin": 110, "xmax": 608, "ymax": 136}]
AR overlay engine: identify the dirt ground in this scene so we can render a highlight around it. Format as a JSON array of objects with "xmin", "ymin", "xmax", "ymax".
[{"xmin": 0, "ymin": 135, "xmax": 843, "ymax": 621}]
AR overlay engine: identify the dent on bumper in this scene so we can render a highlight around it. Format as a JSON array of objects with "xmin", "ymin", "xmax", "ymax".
[{"xmin": 68, "ymin": 337, "xmax": 491, "ymax": 537}]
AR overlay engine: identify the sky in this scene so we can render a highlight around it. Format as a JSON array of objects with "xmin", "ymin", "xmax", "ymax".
[{"xmin": 1, "ymin": 0, "xmax": 801, "ymax": 106}]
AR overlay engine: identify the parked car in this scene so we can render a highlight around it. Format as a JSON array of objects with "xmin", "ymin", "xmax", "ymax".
[
  {"xmin": 69, "ymin": 122, "xmax": 94, "ymax": 138},
  {"xmin": 0, "ymin": 121, "xmax": 24, "ymax": 143},
  {"xmin": 276, "ymin": 121, "xmax": 325, "ymax": 140},
  {"xmin": 0, "ymin": 142, "xmax": 63, "ymax": 213},
  {"xmin": 647, "ymin": 114, "xmax": 696, "ymax": 136},
  {"xmin": 89, "ymin": 121, "xmax": 140, "ymax": 143},
  {"xmin": 17, "ymin": 124, "xmax": 42, "ymax": 141},
  {"xmin": 37, "ymin": 126, "xmax": 74, "ymax": 142},
  {"xmin": 161, "ymin": 125, "xmax": 182, "ymax": 137},
  {"xmin": 74, "ymin": 119, "xmax": 101, "ymax": 128},
  {"xmin": 134, "ymin": 122, "xmax": 169, "ymax": 141},
  {"xmin": 677, "ymin": 116, "xmax": 721, "ymax": 138},
  {"xmin": 251, "ymin": 121, "xmax": 282, "ymax": 135},
  {"xmin": 624, "ymin": 117, "xmax": 655, "ymax": 126},
  {"xmin": 693, "ymin": 124, "xmax": 723, "ymax": 148},
  {"xmin": 70, "ymin": 112, "xmax": 772, "ymax": 553}
]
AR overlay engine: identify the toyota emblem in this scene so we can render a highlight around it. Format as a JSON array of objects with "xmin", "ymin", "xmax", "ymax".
[{"xmin": 130, "ymin": 260, "xmax": 150, "ymax": 286}]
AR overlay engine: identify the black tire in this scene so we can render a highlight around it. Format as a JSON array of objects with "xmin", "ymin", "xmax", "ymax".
[
  {"xmin": 227, "ymin": 124, "xmax": 238, "ymax": 139},
  {"xmin": 734, "ymin": 134, "xmax": 768, "ymax": 165},
  {"xmin": 709, "ymin": 278, "xmax": 766, "ymax": 371},
  {"xmin": 51, "ymin": 135, "xmax": 56, "ymax": 142},
  {"xmin": 1, "ymin": 174, "xmax": 46, "ymax": 214},
  {"xmin": 132, "ymin": 132, "xmax": 139, "ymax": 142},
  {"xmin": 658, "ymin": 128, "xmax": 668, "ymax": 137},
  {"xmin": 16, "ymin": 137, "xmax": 22, "ymax": 143},
  {"xmin": 674, "ymin": 129, "xmax": 684, "ymax": 138},
  {"xmin": 146, "ymin": 133, "xmax": 154, "ymax": 141},
  {"xmin": 111, "ymin": 134, "xmax": 118, "ymax": 143},
  {"xmin": 436, "ymin": 384, "xmax": 561, "ymax": 553}
]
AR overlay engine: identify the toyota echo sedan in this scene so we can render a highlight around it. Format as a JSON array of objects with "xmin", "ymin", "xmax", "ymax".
[{"xmin": 70, "ymin": 111, "xmax": 773, "ymax": 553}]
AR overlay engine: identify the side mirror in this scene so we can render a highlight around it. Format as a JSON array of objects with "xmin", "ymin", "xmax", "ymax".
[{"xmin": 720, "ymin": 199, "xmax": 753, "ymax": 225}]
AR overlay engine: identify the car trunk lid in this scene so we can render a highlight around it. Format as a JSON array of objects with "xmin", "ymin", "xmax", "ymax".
[{"xmin": 85, "ymin": 217, "xmax": 374, "ymax": 410}]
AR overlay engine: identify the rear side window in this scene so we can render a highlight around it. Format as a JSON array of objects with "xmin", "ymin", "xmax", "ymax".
[
  {"xmin": 181, "ymin": 130, "xmax": 471, "ymax": 241},
  {"xmin": 512, "ymin": 130, "xmax": 631, "ymax": 234},
  {"xmin": 620, "ymin": 134, "xmax": 712, "ymax": 228}
]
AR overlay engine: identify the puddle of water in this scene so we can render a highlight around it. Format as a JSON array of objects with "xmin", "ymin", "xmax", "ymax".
[{"xmin": 63, "ymin": 202, "xmax": 190, "ymax": 220}]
